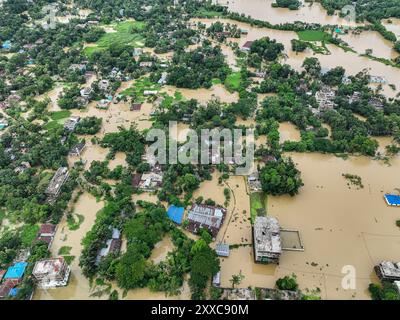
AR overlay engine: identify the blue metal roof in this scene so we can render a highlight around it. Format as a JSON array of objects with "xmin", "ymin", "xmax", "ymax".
[
  {"xmin": 384, "ymin": 194, "xmax": 400, "ymax": 206},
  {"xmin": 9, "ymin": 288, "xmax": 19, "ymax": 297},
  {"xmin": 4, "ymin": 262, "xmax": 28, "ymax": 279},
  {"xmin": 167, "ymin": 205, "xmax": 185, "ymax": 225},
  {"xmin": 2, "ymin": 41, "xmax": 11, "ymax": 50}
]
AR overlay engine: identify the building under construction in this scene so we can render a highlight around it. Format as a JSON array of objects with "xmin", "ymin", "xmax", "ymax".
[
  {"xmin": 45, "ymin": 167, "xmax": 69, "ymax": 202},
  {"xmin": 253, "ymin": 216, "xmax": 282, "ymax": 264},
  {"xmin": 32, "ymin": 257, "xmax": 71, "ymax": 289}
]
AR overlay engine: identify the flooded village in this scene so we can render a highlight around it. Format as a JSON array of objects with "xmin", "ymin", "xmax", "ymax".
[{"xmin": 1, "ymin": 0, "xmax": 400, "ymax": 302}]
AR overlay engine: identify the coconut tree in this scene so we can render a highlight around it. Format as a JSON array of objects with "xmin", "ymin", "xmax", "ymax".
[{"xmin": 229, "ymin": 270, "xmax": 245, "ymax": 288}]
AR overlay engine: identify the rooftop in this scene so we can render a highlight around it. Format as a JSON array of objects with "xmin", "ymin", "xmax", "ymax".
[
  {"xmin": 167, "ymin": 205, "xmax": 185, "ymax": 225},
  {"xmin": 375, "ymin": 261, "xmax": 400, "ymax": 279},
  {"xmin": 45, "ymin": 167, "xmax": 69, "ymax": 198},
  {"xmin": 253, "ymin": 216, "xmax": 282, "ymax": 261},
  {"xmin": 32, "ymin": 258, "xmax": 67, "ymax": 277},
  {"xmin": 215, "ymin": 243, "xmax": 230, "ymax": 257},
  {"xmin": 4, "ymin": 262, "xmax": 28, "ymax": 280},
  {"xmin": 242, "ymin": 41, "xmax": 253, "ymax": 49},
  {"xmin": 38, "ymin": 223, "xmax": 57, "ymax": 236},
  {"xmin": 384, "ymin": 194, "xmax": 400, "ymax": 206},
  {"xmin": 186, "ymin": 204, "xmax": 227, "ymax": 238}
]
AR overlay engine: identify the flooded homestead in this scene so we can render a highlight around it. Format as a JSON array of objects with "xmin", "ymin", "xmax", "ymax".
[
  {"xmin": 213, "ymin": 0, "xmax": 362, "ymax": 27},
  {"xmin": 192, "ymin": 16, "xmax": 400, "ymax": 98}
]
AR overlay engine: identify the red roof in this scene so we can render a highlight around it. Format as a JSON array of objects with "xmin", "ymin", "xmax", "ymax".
[
  {"xmin": 242, "ymin": 41, "xmax": 253, "ymax": 49},
  {"xmin": 39, "ymin": 223, "xmax": 56, "ymax": 235},
  {"xmin": 109, "ymin": 239, "xmax": 122, "ymax": 253},
  {"xmin": 131, "ymin": 173, "xmax": 142, "ymax": 187},
  {"xmin": 0, "ymin": 279, "xmax": 20, "ymax": 298},
  {"xmin": 131, "ymin": 103, "xmax": 142, "ymax": 111},
  {"xmin": 0, "ymin": 270, "xmax": 6, "ymax": 281},
  {"xmin": 36, "ymin": 236, "xmax": 53, "ymax": 246}
]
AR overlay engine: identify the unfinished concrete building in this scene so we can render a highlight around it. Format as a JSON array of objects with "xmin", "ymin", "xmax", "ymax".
[
  {"xmin": 45, "ymin": 167, "xmax": 69, "ymax": 202},
  {"xmin": 253, "ymin": 216, "xmax": 282, "ymax": 264},
  {"xmin": 32, "ymin": 257, "xmax": 71, "ymax": 288}
]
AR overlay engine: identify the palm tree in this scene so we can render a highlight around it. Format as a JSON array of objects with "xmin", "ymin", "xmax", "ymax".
[{"xmin": 229, "ymin": 270, "xmax": 245, "ymax": 288}]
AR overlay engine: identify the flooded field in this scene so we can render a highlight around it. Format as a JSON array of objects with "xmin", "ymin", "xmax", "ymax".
[
  {"xmin": 150, "ymin": 235, "xmax": 174, "ymax": 264},
  {"xmin": 279, "ymin": 122, "xmax": 301, "ymax": 144},
  {"xmin": 382, "ymin": 18, "xmax": 400, "ymax": 38},
  {"xmin": 214, "ymin": 0, "xmax": 361, "ymax": 27},
  {"xmin": 69, "ymin": 100, "xmax": 153, "ymax": 136},
  {"xmin": 162, "ymin": 84, "xmax": 239, "ymax": 105},
  {"xmin": 339, "ymin": 31, "xmax": 399, "ymax": 60}
]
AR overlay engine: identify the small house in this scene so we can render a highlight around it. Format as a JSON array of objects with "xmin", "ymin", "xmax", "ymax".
[
  {"xmin": 14, "ymin": 162, "xmax": 31, "ymax": 174},
  {"xmin": 132, "ymin": 48, "xmax": 143, "ymax": 57},
  {"xmin": 212, "ymin": 271, "xmax": 221, "ymax": 287},
  {"xmin": 186, "ymin": 204, "xmax": 227, "ymax": 239},
  {"xmin": 132, "ymin": 172, "xmax": 163, "ymax": 191},
  {"xmin": 241, "ymin": 41, "xmax": 253, "ymax": 52},
  {"xmin": 4, "ymin": 262, "xmax": 28, "ymax": 281},
  {"xmin": 0, "ymin": 279, "xmax": 20, "ymax": 299},
  {"xmin": 36, "ymin": 223, "xmax": 57, "ymax": 248},
  {"xmin": 143, "ymin": 90, "xmax": 158, "ymax": 96},
  {"xmin": 247, "ymin": 171, "xmax": 262, "ymax": 192},
  {"xmin": 69, "ymin": 64, "xmax": 87, "ymax": 73},
  {"xmin": 98, "ymin": 79, "xmax": 110, "ymax": 92},
  {"xmin": 215, "ymin": 243, "xmax": 230, "ymax": 257},
  {"xmin": 139, "ymin": 61, "xmax": 153, "ymax": 68},
  {"xmin": 76, "ymin": 96, "xmax": 89, "ymax": 108},
  {"xmin": 374, "ymin": 261, "xmax": 400, "ymax": 282},
  {"xmin": 130, "ymin": 103, "xmax": 142, "ymax": 111},
  {"xmin": 69, "ymin": 141, "xmax": 86, "ymax": 156},
  {"xmin": 38, "ymin": 224, "xmax": 57, "ymax": 238},
  {"xmin": 158, "ymin": 72, "xmax": 168, "ymax": 85},
  {"xmin": 95, "ymin": 228, "xmax": 122, "ymax": 265},
  {"xmin": 64, "ymin": 116, "xmax": 81, "ymax": 132},
  {"xmin": 97, "ymin": 99, "xmax": 111, "ymax": 110},
  {"xmin": 80, "ymin": 87, "xmax": 92, "ymax": 98}
]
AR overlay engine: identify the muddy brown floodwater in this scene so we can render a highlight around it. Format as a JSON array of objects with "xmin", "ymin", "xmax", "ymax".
[
  {"xmin": 33, "ymin": 193, "xmax": 105, "ymax": 300},
  {"xmin": 214, "ymin": 0, "xmax": 361, "ymax": 27},
  {"xmin": 382, "ymin": 18, "xmax": 400, "ymax": 38},
  {"xmin": 212, "ymin": 151, "xmax": 400, "ymax": 299},
  {"xmin": 32, "ymin": 4, "xmax": 400, "ymax": 299},
  {"xmin": 192, "ymin": 17, "xmax": 400, "ymax": 99}
]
